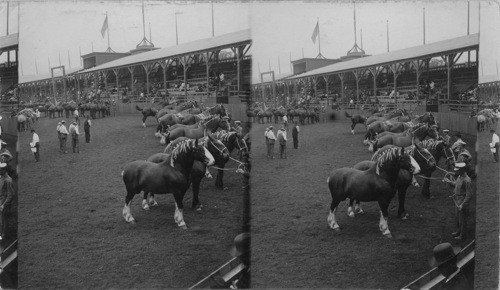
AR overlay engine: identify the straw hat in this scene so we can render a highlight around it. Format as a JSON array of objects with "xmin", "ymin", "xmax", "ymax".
[{"xmin": 454, "ymin": 162, "xmax": 466, "ymax": 171}]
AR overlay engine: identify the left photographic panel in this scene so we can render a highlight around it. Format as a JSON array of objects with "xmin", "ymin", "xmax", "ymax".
[
  {"xmin": 17, "ymin": 1, "xmax": 251, "ymax": 288},
  {"xmin": 0, "ymin": 1, "xmax": 19, "ymax": 289}
]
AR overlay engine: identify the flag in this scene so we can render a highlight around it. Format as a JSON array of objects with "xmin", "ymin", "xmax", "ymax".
[
  {"xmin": 101, "ymin": 15, "xmax": 108, "ymax": 38},
  {"xmin": 311, "ymin": 21, "xmax": 319, "ymax": 44}
]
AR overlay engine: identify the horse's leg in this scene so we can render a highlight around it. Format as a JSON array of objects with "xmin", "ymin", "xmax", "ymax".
[
  {"xmin": 378, "ymin": 201, "xmax": 392, "ymax": 237},
  {"xmin": 215, "ymin": 168, "xmax": 224, "ymax": 189},
  {"xmin": 411, "ymin": 175, "xmax": 420, "ymax": 187},
  {"xmin": 421, "ymin": 173, "xmax": 432, "ymax": 199},
  {"xmin": 122, "ymin": 191, "xmax": 137, "ymax": 223},
  {"xmin": 148, "ymin": 193, "xmax": 158, "ymax": 207},
  {"xmin": 327, "ymin": 199, "xmax": 341, "ymax": 231},
  {"xmin": 142, "ymin": 192, "xmax": 151, "ymax": 210},
  {"xmin": 347, "ymin": 199, "xmax": 355, "ymax": 217},
  {"xmin": 191, "ymin": 175, "xmax": 202, "ymax": 210},
  {"xmin": 142, "ymin": 115, "xmax": 147, "ymax": 128},
  {"xmin": 397, "ymin": 184, "xmax": 409, "ymax": 219},
  {"xmin": 173, "ymin": 192, "xmax": 188, "ymax": 229},
  {"xmin": 351, "ymin": 121, "xmax": 355, "ymax": 135},
  {"xmin": 354, "ymin": 201, "xmax": 364, "ymax": 214}
]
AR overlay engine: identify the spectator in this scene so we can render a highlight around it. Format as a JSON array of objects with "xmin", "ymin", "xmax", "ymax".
[
  {"xmin": 277, "ymin": 126, "xmax": 287, "ymax": 159},
  {"xmin": 292, "ymin": 121, "xmax": 300, "ymax": 149},
  {"xmin": 266, "ymin": 126, "xmax": 276, "ymax": 159},
  {"xmin": 69, "ymin": 121, "xmax": 80, "ymax": 153},
  {"xmin": 429, "ymin": 243, "xmax": 471, "ymax": 289},
  {"xmin": 58, "ymin": 120, "xmax": 69, "ymax": 153},
  {"xmin": 0, "ymin": 162, "xmax": 14, "ymax": 240},
  {"xmin": 264, "ymin": 127, "xmax": 270, "ymax": 157},
  {"xmin": 30, "ymin": 129, "xmax": 40, "ymax": 162},
  {"xmin": 490, "ymin": 129, "xmax": 500, "ymax": 162}
]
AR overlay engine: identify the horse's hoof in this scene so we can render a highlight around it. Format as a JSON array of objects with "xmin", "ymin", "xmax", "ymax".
[
  {"xmin": 142, "ymin": 204, "xmax": 150, "ymax": 211},
  {"xmin": 179, "ymin": 224, "xmax": 188, "ymax": 230},
  {"xmin": 384, "ymin": 233, "xmax": 393, "ymax": 238},
  {"xmin": 205, "ymin": 173, "xmax": 213, "ymax": 179},
  {"xmin": 355, "ymin": 209, "xmax": 364, "ymax": 214},
  {"xmin": 348, "ymin": 211, "xmax": 355, "ymax": 218},
  {"xmin": 400, "ymin": 213, "xmax": 409, "ymax": 220},
  {"xmin": 149, "ymin": 200, "xmax": 159, "ymax": 207}
]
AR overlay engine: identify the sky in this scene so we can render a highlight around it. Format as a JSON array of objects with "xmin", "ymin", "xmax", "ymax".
[
  {"xmin": 9, "ymin": 0, "xmax": 250, "ymax": 77},
  {"xmin": 250, "ymin": 1, "xmax": 493, "ymax": 82}
]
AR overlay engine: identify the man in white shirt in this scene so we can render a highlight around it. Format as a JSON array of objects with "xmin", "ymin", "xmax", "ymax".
[
  {"xmin": 30, "ymin": 129, "xmax": 40, "ymax": 162},
  {"xmin": 277, "ymin": 127, "xmax": 287, "ymax": 159},
  {"xmin": 58, "ymin": 120, "xmax": 69, "ymax": 153},
  {"xmin": 282, "ymin": 115, "xmax": 288, "ymax": 132},
  {"xmin": 266, "ymin": 126, "xmax": 276, "ymax": 159},
  {"xmin": 74, "ymin": 108, "xmax": 80, "ymax": 125},
  {"xmin": 69, "ymin": 121, "xmax": 80, "ymax": 153},
  {"xmin": 490, "ymin": 129, "xmax": 500, "ymax": 162}
]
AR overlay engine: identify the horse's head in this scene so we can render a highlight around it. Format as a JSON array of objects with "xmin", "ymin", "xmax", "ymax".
[
  {"xmin": 206, "ymin": 134, "xmax": 229, "ymax": 164},
  {"xmin": 398, "ymin": 147, "xmax": 421, "ymax": 175},
  {"xmin": 412, "ymin": 141, "xmax": 436, "ymax": 172},
  {"xmin": 192, "ymin": 138, "xmax": 215, "ymax": 167}
]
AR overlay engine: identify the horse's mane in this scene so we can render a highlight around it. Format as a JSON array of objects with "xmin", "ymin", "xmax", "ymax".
[
  {"xmin": 421, "ymin": 139, "xmax": 443, "ymax": 151},
  {"xmin": 170, "ymin": 139, "xmax": 196, "ymax": 165},
  {"xmin": 375, "ymin": 147, "xmax": 401, "ymax": 175},
  {"xmin": 214, "ymin": 130, "xmax": 237, "ymax": 142}
]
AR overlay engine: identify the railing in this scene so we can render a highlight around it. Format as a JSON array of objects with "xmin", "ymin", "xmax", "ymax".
[{"xmin": 189, "ymin": 257, "xmax": 246, "ymax": 289}]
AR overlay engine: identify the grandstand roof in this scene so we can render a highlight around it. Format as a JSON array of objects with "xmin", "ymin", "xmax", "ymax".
[
  {"xmin": 288, "ymin": 33, "xmax": 479, "ymax": 80},
  {"xmin": 479, "ymin": 75, "xmax": 500, "ymax": 85},
  {"xmin": 0, "ymin": 33, "xmax": 19, "ymax": 54},
  {"xmin": 80, "ymin": 29, "xmax": 251, "ymax": 74},
  {"xmin": 19, "ymin": 66, "xmax": 84, "ymax": 84}
]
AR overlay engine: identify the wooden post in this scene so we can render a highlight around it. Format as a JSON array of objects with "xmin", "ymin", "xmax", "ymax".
[
  {"xmin": 179, "ymin": 56, "xmax": 192, "ymax": 99},
  {"xmin": 338, "ymin": 72, "xmax": 345, "ymax": 104},
  {"xmin": 128, "ymin": 66, "xmax": 135, "ymax": 98},
  {"xmin": 389, "ymin": 63, "xmax": 402, "ymax": 107},
  {"xmin": 368, "ymin": 67, "xmax": 381, "ymax": 98},
  {"xmin": 323, "ymin": 75, "xmax": 329, "ymax": 105},
  {"xmin": 113, "ymin": 69, "xmax": 120, "ymax": 94}
]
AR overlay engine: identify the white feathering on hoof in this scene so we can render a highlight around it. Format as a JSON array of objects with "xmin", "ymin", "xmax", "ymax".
[
  {"xmin": 121, "ymin": 171, "xmax": 124, "ymax": 176},
  {"xmin": 142, "ymin": 123, "xmax": 146, "ymax": 128},
  {"xmin": 351, "ymin": 129, "xmax": 355, "ymax": 135},
  {"xmin": 326, "ymin": 177, "xmax": 329, "ymax": 183}
]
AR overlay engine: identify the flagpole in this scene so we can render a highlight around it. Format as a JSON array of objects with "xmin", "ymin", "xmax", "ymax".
[
  {"xmin": 6, "ymin": 2, "xmax": 9, "ymax": 36},
  {"xmin": 386, "ymin": 20, "xmax": 389, "ymax": 52},
  {"xmin": 211, "ymin": 1, "xmax": 215, "ymax": 37},
  {"xmin": 79, "ymin": 46, "xmax": 82, "ymax": 67},
  {"xmin": 289, "ymin": 52, "xmax": 292, "ymax": 73},
  {"xmin": 423, "ymin": 8, "xmax": 426, "ymax": 44},
  {"xmin": 317, "ymin": 18, "xmax": 323, "ymax": 59},
  {"xmin": 107, "ymin": 12, "xmax": 111, "ymax": 51},
  {"xmin": 59, "ymin": 52, "xmax": 61, "ymax": 66}
]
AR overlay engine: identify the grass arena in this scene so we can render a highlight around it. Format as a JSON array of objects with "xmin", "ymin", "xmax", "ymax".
[
  {"xmin": 250, "ymin": 111, "xmax": 476, "ymax": 288},
  {"xmin": 17, "ymin": 111, "xmax": 246, "ymax": 288}
]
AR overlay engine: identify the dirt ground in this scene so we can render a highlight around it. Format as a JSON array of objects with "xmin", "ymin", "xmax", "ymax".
[
  {"xmin": 17, "ymin": 113, "xmax": 245, "ymax": 288},
  {"xmin": 474, "ymin": 122, "xmax": 499, "ymax": 289},
  {"xmin": 249, "ymin": 118, "xmax": 476, "ymax": 288}
]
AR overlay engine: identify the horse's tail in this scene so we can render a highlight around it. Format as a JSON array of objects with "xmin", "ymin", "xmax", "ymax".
[
  {"xmin": 344, "ymin": 111, "xmax": 352, "ymax": 119},
  {"xmin": 135, "ymin": 104, "xmax": 143, "ymax": 112}
]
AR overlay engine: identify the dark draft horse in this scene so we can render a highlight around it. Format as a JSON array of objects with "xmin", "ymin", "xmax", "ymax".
[
  {"xmin": 327, "ymin": 147, "xmax": 420, "ymax": 237},
  {"xmin": 369, "ymin": 123, "xmax": 438, "ymax": 152},
  {"xmin": 212, "ymin": 130, "xmax": 249, "ymax": 189},
  {"xmin": 352, "ymin": 142, "xmax": 436, "ymax": 219},
  {"xmin": 344, "ymin": 112, "xmax": 367, "ymax": 135},
  {"xmin": 135, "ymin": 105, "xmax": 158, "ymax": 128},
  {"xmin": 146, "ymin": 135, "xmax": 229, "ymax": 211},
  {"xmin": 420, "ymin": 139, "xmax": 456, "ymax": 198},
  {"xmin": 161, "ymin": 115, "xmax": 230, "ymax": 145},
  {"xmin": 121, "ymin": 139, "xmax": 215, "ymax": 229}
]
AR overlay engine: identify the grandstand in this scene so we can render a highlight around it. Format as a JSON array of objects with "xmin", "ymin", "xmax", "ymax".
[
  {"xmin": 18, "ymin": 29, "xmax": 252, "ymax": 106},
  {"xmin": 254, "ymin": 34, "xmax": 479, "ymax": 113},
  {"xmin": 0, "ymin": 33, "xmax": 19, "ymax": 113}
]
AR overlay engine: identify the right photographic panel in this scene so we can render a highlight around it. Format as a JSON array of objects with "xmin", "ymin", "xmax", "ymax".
[{"xmin": 250, "ymin": 1, "xmax": 492, "ymax": 288}]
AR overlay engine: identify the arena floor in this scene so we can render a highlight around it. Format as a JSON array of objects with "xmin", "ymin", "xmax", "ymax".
[
  {"xmin": 17, "ymin": 113, "xmax": 245, "ymax": 288},
  {"xmin": 249, "ymin": 118, "xmax": 476, "ymax": 288}
]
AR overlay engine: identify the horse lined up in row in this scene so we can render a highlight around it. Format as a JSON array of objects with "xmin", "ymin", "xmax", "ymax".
[
  {"xmin": 15, "ymin": 108, "xmax": 39, "ymax": 132},
  {"xmin": 471, "ymin": 108, "xmax": 498, "ymax": 132},
  {"xmin": 247, "ymin": 104, "xmax": 320, "ymax": 125}
]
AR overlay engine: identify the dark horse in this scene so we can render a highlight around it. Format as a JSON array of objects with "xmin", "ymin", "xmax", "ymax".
[
  {"xmin": 344, "ymin": 111, "xmax": 367, "ymax": 135},
  {"xmin": 369, "ymin": 123, "xmax": 438, "ymax": 152},
  {"xmin": 135, "ymin": 104, "xmax": 158, "ymax": 128},
  {"xmin": 420, "ymin": 139, "xmax": 456, "ymax": 198},
  {"xmin": 327, "ymin": 147, "xmax": 420, "ymax": 237},
  {"xmin": 162, "ymin": 115, "xmax": 230, "ymax": 145},
  {"xmin": 212, "ymin": 130, "xmax": 249, "ymax": 189},
  {"xmin": 352, "ymin": 142, "xmax": 436, "ymax": 219},
  {"xmin": 121, "ymin": 139, "xmax": 215, "ymax": 229},
  {"xmin": 146, "ymin": 135, "xmax": 229, "ymax": 210}
]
